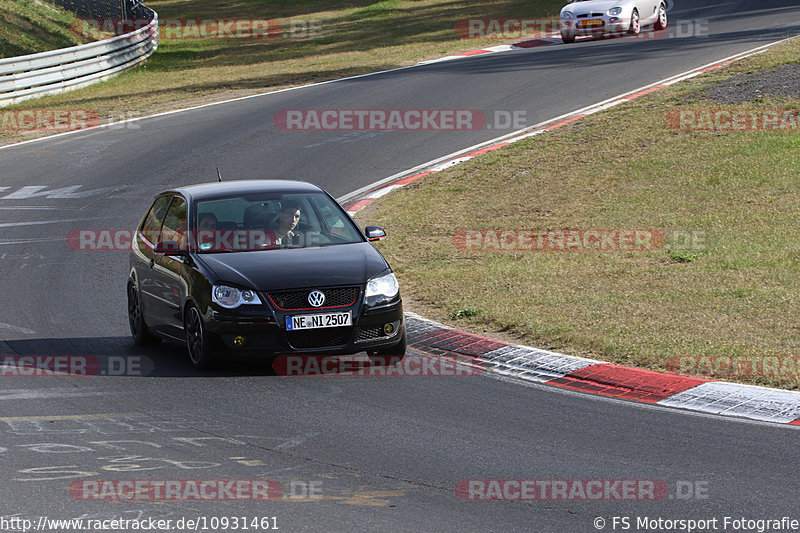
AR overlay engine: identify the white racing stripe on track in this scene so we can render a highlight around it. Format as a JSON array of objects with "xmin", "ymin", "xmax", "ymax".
[
  {"xmin": 0, "ymin": 238, "xmax": 63, "ymax": 245},
  {"xmin": 0, "ymin": 219, "xmax": 85, "ymax": 228},
  {"xmin": 340, "ymin": 35, "xmax": 798, "ymax": 208},
  {"xmin": 0, "ymin": 216, "xmax": 119, "ymax": 228},
  {"xmin": 0, "ymin": 322, "xmax": 36, "ymax": 334},
  {"xmin": 0, "ymin": 29, "xmax": 794, "ymax": 156},
  {"xmin": 0, "ymin": 206, "xmax": 76, "ymax": 210},
  {"xmin": 429, "ymin": 157, "xmax": 474, "ymax": 172},
  {"xmin": 0, "ymin": 389, "xmax": 107, "ymax": 401}
]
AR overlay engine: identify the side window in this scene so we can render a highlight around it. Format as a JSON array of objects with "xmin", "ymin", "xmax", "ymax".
[
  {"xmin": 311, "ymin": 196, "xmax": 360, "ymax": 240},
  {"xmin": 140, "ymin": 196, "xmax": 171, "ymax": 245},
  {"xmin": 161, "ymin": 196, "xmax": 188, "ymax": 248}
]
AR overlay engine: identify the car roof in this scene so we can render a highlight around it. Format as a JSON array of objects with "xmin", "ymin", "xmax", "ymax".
[{"xmin": 162, "ymin": 179, "xmax": 324, "ymax": 201}]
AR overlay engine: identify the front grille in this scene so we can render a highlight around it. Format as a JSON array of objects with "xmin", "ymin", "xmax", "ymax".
[
  {"xmin": 591, "ymin": 12, "xmax": 603, "ymax": 16},
  {"xmin": 286, "ymin": 327, "xmax": 352, "ymax": 349},
  {"xmin": 268, "ymin": 287, "xmax": 359, "ymax": 311},
  {"xmin": 356, "ymin": 326, "xmax": 385, "ymax": 342},
  {"xmin": 577, "ymin": 14, "xmax": 588, "ymax": 18}
]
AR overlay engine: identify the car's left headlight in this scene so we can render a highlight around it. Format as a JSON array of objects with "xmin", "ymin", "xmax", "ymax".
[
  {"xmin": 212, "ymin": 284, "xmax": 262, "ymax": 309},
  {"xmin": 561, "ymin": 10, "xmax": 574, "ymax": 18},
  {"xmin": 365, "ymin": 272, "xmax": 399, "ymax": 307},
  {"xmin": 608, "ymin": 7, "xmax": 623, "ymax": 15}
]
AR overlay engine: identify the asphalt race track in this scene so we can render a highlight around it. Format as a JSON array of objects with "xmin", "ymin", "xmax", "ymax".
[{"xmin": 1, "ymin": 1, "xmax": 799, "ymax": 531}]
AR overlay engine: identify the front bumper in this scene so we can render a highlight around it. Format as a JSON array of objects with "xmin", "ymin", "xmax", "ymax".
[
  {"xmin": 561, "ymin": 17, "xmax": 631, "ymax": 37},
  {"xmin": 202, "ymin": 295, "xmax": 404, "ymax": 357}
]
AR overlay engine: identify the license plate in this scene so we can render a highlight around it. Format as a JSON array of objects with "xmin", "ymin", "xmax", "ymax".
[
  {"xmin": 285, "ymin": 311, "xmax": 352, "ymax": 330},
  {"xmin": 579, "ymin": 19, "xmax": 603, "ymax": 28}
]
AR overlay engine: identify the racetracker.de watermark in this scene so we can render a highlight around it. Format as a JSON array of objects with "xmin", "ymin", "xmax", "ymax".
[
  {"xmin": 667, "ymin": 109, "xmax": 800, "ymax": 131},
  {"xmin": 272, "ymin": 355, "xmax": 483, "ymax": 377},
  {"xmin": 455, "ymin": 18, "xmax": 559, "ymax": 39},
  {"xmin": 1, "ymin": 109, "xmax": 99, "ymax": 132},
  {"xmin": 562, "ymin": 19, "xmax": 709, "ymax": 41},
  {"xmin": 69, "ymin": 479, "xmax": 289, "ymax": 501},
  {"xmin": 452, "ymin": 229, "xmax": 712, "ymax": 252},
  {"xmin": 666, "ymin": 355, "xmax": 800, "ymax": 379},
  {"xmin": 273, "ymin": 109, "xmax": 531, "ymax": 131},
  {"xmin": 454, "ymin": 18, "xmax": 709, "ymax": 40},
  {"xmin": 274, "ymin": 109, "xmax": 486, "ymax": 131},
  {"xmin": 67, "ymin": 229, "xmax": 342, "ymax": 252},
  {"xmin": 453, "ymin": 229, "xmax": 664, "ymax": 252},
  {"xmin": 456, "ymin": 479, "xmax": 709, "ymax": 501},
  {"xmin": 0, "ymin": 355, "xmax": 150, "ymax": 377},
  {"xmin": 71, "ymin": 18, "xmax": 283, "ymax": 40}
]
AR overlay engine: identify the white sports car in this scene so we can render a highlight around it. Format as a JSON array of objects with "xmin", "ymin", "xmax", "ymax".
[{"xmin": 559, "ymin": 0, "xmax": 667, "ymax": 43}]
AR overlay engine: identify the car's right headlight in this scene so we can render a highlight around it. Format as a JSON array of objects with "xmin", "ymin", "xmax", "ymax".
[
  {"xmin": 561, "ymin": 10, "xmax": 574, "ymax": 18},
  {"xmin": 212, "ymin": 284, "xmax": 262, "ymax": 309},
  {"xmin": 608, "ymin": 7, "xmax": 623, "ymax": 15},
  {"xmin": 365, "ymin": 272, "xmax": 399, "ymax": 307}
]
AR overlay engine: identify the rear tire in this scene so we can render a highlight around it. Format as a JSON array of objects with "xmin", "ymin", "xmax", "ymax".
[
  {"xmin": 128, "ymin": 281, "xmax": 159, "ymax": 345},
  {"xmin": 654, "ymin": 3, "xmax": 667, "ymax": 30},
  {"xmin": 628, "ymin": 9, "xmax": 640, "ymax": 35},
  {"xmin": 185, "ymin": 305, "xmax": 216, "ymax": 370}
]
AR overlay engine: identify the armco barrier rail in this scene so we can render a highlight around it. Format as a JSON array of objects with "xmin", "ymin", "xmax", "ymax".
[{"xmin": 0, "ymin": 4, "xmax": 157, "ymax": 108}]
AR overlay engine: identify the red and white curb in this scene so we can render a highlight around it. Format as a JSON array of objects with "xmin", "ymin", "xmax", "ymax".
[
  {"xmin": 341, "ymin": 36, "xmax": 795, "ymax": 215},
  {"xmin": 416, "ymin": 27, "xmax": 683, "ymax": 66},
  {"xmin": 418, "ymin": 35, "xmax": 562, "ymax": 65},
  {"xmin": 349, "ymin": 36, "xmax": 800, "ymax": 425},
  {"xmin": 405, "ymin": 313, "xmax": 800, "ymax": 426}
]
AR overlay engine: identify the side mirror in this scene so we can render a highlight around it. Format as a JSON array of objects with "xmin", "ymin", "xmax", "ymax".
[
  {"xmin": 364, "ymin": 226, "xmax": 387, "ymax": 241},
  {"xmin": 154, "ymin": 240, "xmax": 187, "ymax": 255}
]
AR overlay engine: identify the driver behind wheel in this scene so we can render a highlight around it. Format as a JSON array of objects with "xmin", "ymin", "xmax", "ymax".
[{"xmin": 275, "ymin": 202, "xmax": 302, "ymax": 246}]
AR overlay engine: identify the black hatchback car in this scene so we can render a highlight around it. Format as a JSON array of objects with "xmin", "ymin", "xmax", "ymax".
[{"xmin": 127, "ymin": 180, "xmax": 405, "ymax": 369}]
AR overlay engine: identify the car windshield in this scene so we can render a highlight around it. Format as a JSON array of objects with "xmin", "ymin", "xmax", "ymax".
[{"xmin": 192, "ymin": 191, "xmax": 364, "ymax": 253}]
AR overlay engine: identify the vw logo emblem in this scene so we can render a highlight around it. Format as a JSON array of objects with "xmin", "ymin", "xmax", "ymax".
[{"xmin": 308, "ymin": 290, "xmax": 326, "ymax": 307}]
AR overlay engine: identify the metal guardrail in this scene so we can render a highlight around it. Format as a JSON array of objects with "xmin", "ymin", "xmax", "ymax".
[{"xmin": 0, "ymin": 3, "xmax": 158, "ymax": 108}]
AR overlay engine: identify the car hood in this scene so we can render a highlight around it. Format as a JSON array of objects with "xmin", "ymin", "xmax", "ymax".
[
  {"xmin": 562, "ymin": 0, "xmax": 621, "ymax": 14},
  {"xmin": 195, "ymin": 242, "xmax": 390, "ymax": 291}
]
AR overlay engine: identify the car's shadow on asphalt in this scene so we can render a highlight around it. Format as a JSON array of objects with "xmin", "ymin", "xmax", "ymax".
[
  {"xmin": 0, "ymin": 336, "xmax": 280, "ymax": 378},
  {"xmin": 0, "ymin": 336, "xmax": 403, "ymax": 378}
]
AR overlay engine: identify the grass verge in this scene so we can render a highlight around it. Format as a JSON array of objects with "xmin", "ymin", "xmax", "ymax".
[
  {"xmin": 361, "ymin": 36, "xmax": 800, "ymax": 390},
  {"xmin": 0, "ymin": 0, "xmax": 87, "ymax": 58},
  {"xmin": 0, "ymin": 0, "xmax": 561, "ymax": 145}
]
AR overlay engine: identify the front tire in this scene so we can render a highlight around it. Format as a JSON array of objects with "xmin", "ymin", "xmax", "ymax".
[
  {"xmin": 654, "ymin": 3, "xmax": 667, "ymax": 30},
  {"xmin": 185, "ymin": 305, "xmax": 216, "ymax": 370},
  {"xmin": 368, "ymin": 329, "xmax": 407, "ymax": 366},
  {"xmin": 128, "ymin": 281, "xmax": 159, "ymax": 345},
  {"xmin": 628, "ymin": 9, "xmax": 640, "ymax": 36},
  {"xmin": 561, "ymin": 31, "xmax": 575, "ymax": 43}
]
